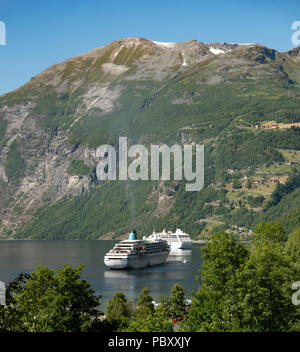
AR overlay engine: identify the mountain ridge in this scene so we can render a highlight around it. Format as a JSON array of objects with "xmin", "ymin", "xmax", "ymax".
[{"xmin": 3, "ymin": 37, "xmax": 298, "ymax": 98}]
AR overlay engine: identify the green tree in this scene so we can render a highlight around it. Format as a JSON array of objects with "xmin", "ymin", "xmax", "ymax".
[
  {"xmin": 125, "ymin": 304, "xmax": 173, "ymax": 332},
  {"xmin": 184, "ymin": 225, "xmax": 298, "ymax": 332},
  {"xmin": 125, "ymin": 288, "xmax": 172, "ymax": 332},
  {"xmin": 285, "ymin": 229, "xmax": 300, "ymax": 265},
  {"xmin": 198, "ymin": 232, "xmax": 249, "ymax": 289},
  {"xmin": 0, "ymin": 273, "xmax": 30, "ymax": 331},
  {"xmin": 124, "ymin": 287, "xmax": 173, "ymax": 332},
  {"xmin": 135, "ymin": 287, "xmax": 155, "ymax": 314},
  {"xmin": 285, "ymin": 227, "xmax": 300, "ymax": 331},
  {"xmin": 169, "ymin": 283, "xmax": 186, "ymax": 320},
  {"xmin": 253, "ymin": 221, "xmax": 287, "ymax": 244},
  {"xmin": 223, "ymin": 241, "xmax": 298, "ymax": 331},
  {"xmin": 105, "ymin": 292, "xmax": 132, "ymax": 331},
  {"xmin": 184, "ymin": 232, "xmax": 248, "ymax": 331},
  {"xmin": 0, "ymin": 265, "xmax": 102, "ymax": 332}
]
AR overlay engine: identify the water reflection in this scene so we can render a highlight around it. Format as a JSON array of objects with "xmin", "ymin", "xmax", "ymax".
[
  {"xmin": 104, "ymin": 269, "xmax": 133, "ymax": 279},
  {"xmin": 167, "ymin": 249, "xmax": 192, "ymax": 263}
]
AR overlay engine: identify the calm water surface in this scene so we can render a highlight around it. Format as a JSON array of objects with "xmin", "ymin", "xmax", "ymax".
[{"xmin": 0, "ymin": 240, "xmax": 204, "ymax": 309}]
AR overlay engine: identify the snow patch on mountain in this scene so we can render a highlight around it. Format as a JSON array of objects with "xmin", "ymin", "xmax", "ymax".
[
  {"xmin": 229, "ymin": 43, "xmax": 255, "ymax": 46},
  {"xmin": 209, "ymin": 47, "xmax": 226, "ymax": 55},
  {"xmin": 152, "ymin": 41, "xmax": 176, "ymax": 48}
]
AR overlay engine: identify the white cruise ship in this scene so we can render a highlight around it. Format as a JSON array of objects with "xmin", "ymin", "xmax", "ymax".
[
  {"xmin": 146, "ymin": 229, "xmax": 192, "ymax": 250},
  {"xmin": 104, "ymin": 230, "xmax": 170, "ymax": 269}
]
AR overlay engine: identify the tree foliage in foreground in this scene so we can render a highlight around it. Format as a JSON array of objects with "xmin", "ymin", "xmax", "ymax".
[
  {"xmin": 285, "ymin": 228, "xmax": 300, "ymax": 268},
  {"xmin": 183, "ymin": 222, "xmax": 299, "ymax": 332},
  {"xmin": 125, "ymin": 287, "xmax": 173, "ymax": 332},
  {"xmin": 169, "ymin": 283, "xmax": 187, "ymax": 320},
  {"xmin": 105, "ymin": 291, "xmax": 132, "ymax": 331},
  {"xmin": 0, "ymin": 265, "xmax": 102, "ymax": 332}
]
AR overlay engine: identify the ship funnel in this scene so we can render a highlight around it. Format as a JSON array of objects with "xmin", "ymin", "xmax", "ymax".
[{"xmin": 129, "ymin": 230, "xmax": 137, "ymax": 241}]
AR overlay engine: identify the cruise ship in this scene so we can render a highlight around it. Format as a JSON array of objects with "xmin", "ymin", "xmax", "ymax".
[
  {"xmin": 146, "ymin": 229, "xmax": 192, "ymax": 250},
  {"xmin": 104, "ymin": 230, "xmax": 170, "ymax": 269}
]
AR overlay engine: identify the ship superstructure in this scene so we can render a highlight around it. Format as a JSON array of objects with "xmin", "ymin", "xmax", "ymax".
[{"xmin": 147, "ymin": 229, "xmax": 192, "ymax": 250}]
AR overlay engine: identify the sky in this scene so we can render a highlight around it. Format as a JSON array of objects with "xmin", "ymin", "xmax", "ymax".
[{"xmin": 0, "ymin": 0, "xmax": 299, "ymax": 95}]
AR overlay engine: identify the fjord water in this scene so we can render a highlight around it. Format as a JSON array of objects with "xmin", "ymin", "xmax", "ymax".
[{"xmin": 0, "ymin": 240, "xmax": 204, "ymax": 309}]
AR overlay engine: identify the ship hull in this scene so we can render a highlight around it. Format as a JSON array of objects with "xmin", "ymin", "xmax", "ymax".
[
  {"xmin": 170, "ymin": 241, "xmax": 192, "ymax": 250},
  {"xmin": 104, "ymin": 258, "xmax": 128, "ymax": 269},
  {"xmin": 104, "ymin": 251, "xmax": 169, "ymax": 270},
  {"xmin": 147, "ymin": 251, "xmax": 169, "ymax": 266}
]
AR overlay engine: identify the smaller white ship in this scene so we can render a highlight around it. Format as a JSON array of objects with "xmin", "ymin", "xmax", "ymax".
[{"xmin": 146, "ymin": 229, "xmax": 192, "ymax": 250}]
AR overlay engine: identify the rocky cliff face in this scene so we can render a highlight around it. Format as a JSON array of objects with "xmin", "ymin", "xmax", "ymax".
[
  {"xmin": 0, "ymin": 37, "xmax": 300, "ymax": 238},
  {"xmin": 0, "ymin": 101, "xmax": 95, "ymax": 234}
]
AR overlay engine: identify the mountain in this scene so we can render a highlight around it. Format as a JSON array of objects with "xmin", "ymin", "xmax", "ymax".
[{"xmin": 0, "ymin": 37, "xmax": 300, "ymax": 240}]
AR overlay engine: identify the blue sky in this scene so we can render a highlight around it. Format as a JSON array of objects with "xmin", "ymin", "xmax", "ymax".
[{"xmin": 0, "ymin": 0, "xmax": 299, "ymax": 95}]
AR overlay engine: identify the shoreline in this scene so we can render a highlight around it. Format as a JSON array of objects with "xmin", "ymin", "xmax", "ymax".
[{"xmin": 192, "ymin": 240, "xmax": 207, "ymax": 244}]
